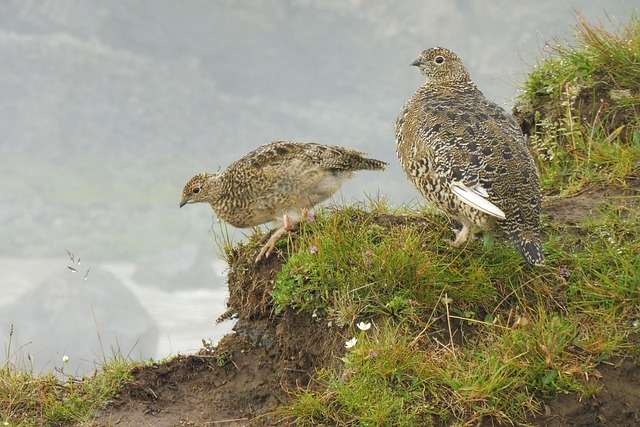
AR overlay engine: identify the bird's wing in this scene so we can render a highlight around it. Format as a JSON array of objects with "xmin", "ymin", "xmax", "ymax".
[{"xmin": 450, "ymin": 181, "xmax": 506, "ymax": 219}]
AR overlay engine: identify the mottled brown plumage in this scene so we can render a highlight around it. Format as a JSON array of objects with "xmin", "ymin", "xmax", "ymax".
[
  {"xmin": 180, "ymin": 140, "xmax": 388, "ymax": 261},
  {"xmin": 395, "ymin": 47, "xmax": 544, "ymax": 265}
]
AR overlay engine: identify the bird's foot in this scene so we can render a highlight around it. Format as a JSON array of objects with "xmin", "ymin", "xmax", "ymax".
[
  {"xmin": 444, "ymin": 223, "xmax": 472, "ymax": 248},
  {"xmin": 257, "ymin": 228, "xmax": 275, "ymax": 244},
  {"xmin": 255, "ymin": 227, "xmax": 289, "ymax": 263},
  {"xmin": 255, "ymin": 214, "xmax": 302, "ymax": 262}
]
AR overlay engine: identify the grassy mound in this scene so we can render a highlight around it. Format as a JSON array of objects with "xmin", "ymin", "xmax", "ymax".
[
  {"xmin": 270, "ymin": 197, "xmax": 637, "ymax": 425},
  {"xmin": 514, "ymin": 14, "xmax": 640, "ymax": 194}
]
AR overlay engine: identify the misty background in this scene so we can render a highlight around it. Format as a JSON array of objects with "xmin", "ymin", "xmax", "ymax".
[{"xmin": 0, "ymin": 0, "xmax": 636, "ymax": 374}]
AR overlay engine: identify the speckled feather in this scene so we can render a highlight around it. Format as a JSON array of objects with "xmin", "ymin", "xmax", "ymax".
[
  {"xmin": 180, "ymin": 140, "xmax": 387, "ymax": 260},
  {"xmin": 396, "ymin": 47, "xmax": 544, "ymax": 265}
]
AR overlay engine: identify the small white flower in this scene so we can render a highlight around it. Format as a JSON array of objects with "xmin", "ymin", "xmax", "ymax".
[
  {"xmin": 62, "ymin": 355, "xmax": 69, "ymax": 363},
  {"xmin": 345, "ymin": 337, "xmax": 358, "ymax": 349},
  {"xmin": 356, "ymin": 321, "xmax": 371, "ymax": 331}
]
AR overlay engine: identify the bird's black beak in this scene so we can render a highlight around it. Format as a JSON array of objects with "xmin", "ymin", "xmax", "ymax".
[
  {"xmin": 410, "ymin": 59, "xmax": 422, "ymax": 67},
  {"xmin": 179, "ymin": 199, "xmax": 187, "ymax": 208}
]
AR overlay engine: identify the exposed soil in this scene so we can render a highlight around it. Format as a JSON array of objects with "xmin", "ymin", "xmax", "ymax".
[
  {"xmin": 87, "ymin": 182, "xmax": 640, "ymax": 427},
  {"xmin": 535, "ymin": 357, "xmax": 640, "ymax": 427},
  {"xmin": 90, "ymin": 239, "xmax": 348, "ymax": 427}
]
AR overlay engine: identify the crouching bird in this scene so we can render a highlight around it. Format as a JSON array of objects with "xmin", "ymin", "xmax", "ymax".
[
  {"xmin": 180, "ymin": 140, "xmax": 388, "ymax": 262},
  {"xmin": 395, "ymin": 47, "xmax": 544, "ymax": 266}
]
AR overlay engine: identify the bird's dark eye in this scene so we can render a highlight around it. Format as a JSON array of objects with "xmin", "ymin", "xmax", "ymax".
[
  {"xmin": 192, "ymin": 187, "xmax": 201, "ymax": 194},
  {"xmin": 435, "ymin": 56, "xmax": 445, "ymax": 64}
]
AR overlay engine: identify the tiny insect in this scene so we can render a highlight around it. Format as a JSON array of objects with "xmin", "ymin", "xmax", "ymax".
[{"xmin": 67, "ymin": 266, "xmax": 77, "ymax": 273}]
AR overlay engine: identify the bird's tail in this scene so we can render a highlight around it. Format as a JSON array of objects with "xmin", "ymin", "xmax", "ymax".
[
  {"xmin": 358, "ymin": 157, "xmax": 388, "ymax": 171},
  {"xmin": 516, "ymin": 238, "xmax": 545, "ymax": 266}
]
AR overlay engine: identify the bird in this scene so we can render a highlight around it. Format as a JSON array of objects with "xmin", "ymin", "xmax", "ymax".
[
  {"xmin": 180, "ymin": 140, "xmax": 388, "ymax": 262},
  {"xmin": 395, "ymin": 47, "xmax": 544, "ymax": 266}
]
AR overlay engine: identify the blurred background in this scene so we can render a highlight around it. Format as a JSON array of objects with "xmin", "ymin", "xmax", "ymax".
[{"xmin": 0, "ymin": 0, "xmax": 636, "ymax": 374}]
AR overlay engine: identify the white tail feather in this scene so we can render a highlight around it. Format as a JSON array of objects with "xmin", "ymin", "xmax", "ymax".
[{"xmin": 450, "ymin": 182, "xmax": 506, "ymax": 219}]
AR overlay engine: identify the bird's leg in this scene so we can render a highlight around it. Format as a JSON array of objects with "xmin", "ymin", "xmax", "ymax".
[
  {"xmin": 255, "ymin": 226, "xmax": 289, "ymax": 262},
  {"xmin": 283, "ymin": 211, "xmax": 296, "ymax": 231},
  {"xmin": 257, "ymin": 227, "xmax": 275, "ymax": 244},
  {"xmin": 444, "ymin": 219, "xmax": 473, "ymax": 248},
  {"xmin": 255, "ymin": 212, "xmax": 300, "ymax": 262}
]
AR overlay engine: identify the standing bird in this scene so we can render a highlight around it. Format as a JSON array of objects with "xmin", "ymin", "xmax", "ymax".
[
  {"xmin": 395, "ymin": 47, "xmax": 544, "ymax": 266},
  {"xmin": 180, "ymin": 141, "xmax": 388, "ymax": 262}
]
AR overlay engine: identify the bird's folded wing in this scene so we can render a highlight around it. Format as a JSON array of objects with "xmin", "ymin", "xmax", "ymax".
[{"xmin": 450, "ymin": 182, "xmax": 506, "ymax": 219}]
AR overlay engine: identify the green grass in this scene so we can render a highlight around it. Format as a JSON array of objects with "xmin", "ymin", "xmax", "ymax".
[
  {"xmin": 515, "ymin": 14, "xmax": 640, "ymax": 195},
  {"xmin": 273, "ymin": 204, "xmax": 545, "ymax": 325},
  {"xmin": 0, "ymin": 331, "xmax": 137, "ymax": 426},
  {"xmin": 272, "ymin": 198, "xmax": 637, "ymax": 425}
]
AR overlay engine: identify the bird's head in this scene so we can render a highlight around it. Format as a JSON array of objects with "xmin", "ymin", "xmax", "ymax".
[
  {"xmin": 411, "ymin": 47, "xmax": 471, "ymax": 85},
  {"xmin": 179, "ymin": 172, "xmax": 220, "ymax": 208}
]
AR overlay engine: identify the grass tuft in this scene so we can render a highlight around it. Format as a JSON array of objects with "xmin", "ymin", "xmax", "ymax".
[
  {"xmin": 0, "ymin": 330, "xmax": 137, "ymax": 426},
  {"xmin": 514, "ymin": 14, "xmax": 640, "ymax": 195}
]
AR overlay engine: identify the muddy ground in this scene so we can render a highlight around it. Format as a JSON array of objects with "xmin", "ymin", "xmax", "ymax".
[{"xmin": 90, "ymin": 185, "xmax": 640, "ymax": 427}]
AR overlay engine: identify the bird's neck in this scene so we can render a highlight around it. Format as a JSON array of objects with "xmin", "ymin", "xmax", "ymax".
[
  {"xmin": 422, "ymin": 80, "xmax": 479, "ymax": 95},
  {"xmin": 204, "ymin": 173, "xmax": 224, "ymax": 202}
]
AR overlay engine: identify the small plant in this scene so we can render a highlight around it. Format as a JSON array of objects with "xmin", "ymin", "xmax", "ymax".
[{"xmin": 515, "ymin": 14, "xmax": 640, "ymax": 194}]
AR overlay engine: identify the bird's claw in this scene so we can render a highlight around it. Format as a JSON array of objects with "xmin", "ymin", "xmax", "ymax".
[
  {"xmin": 255, "ymin": 242, "xmax": 275, "ymax": 263},
  {"xmin": 254, "ymin": 227, "xmax": 290, "ymax": 263}
]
